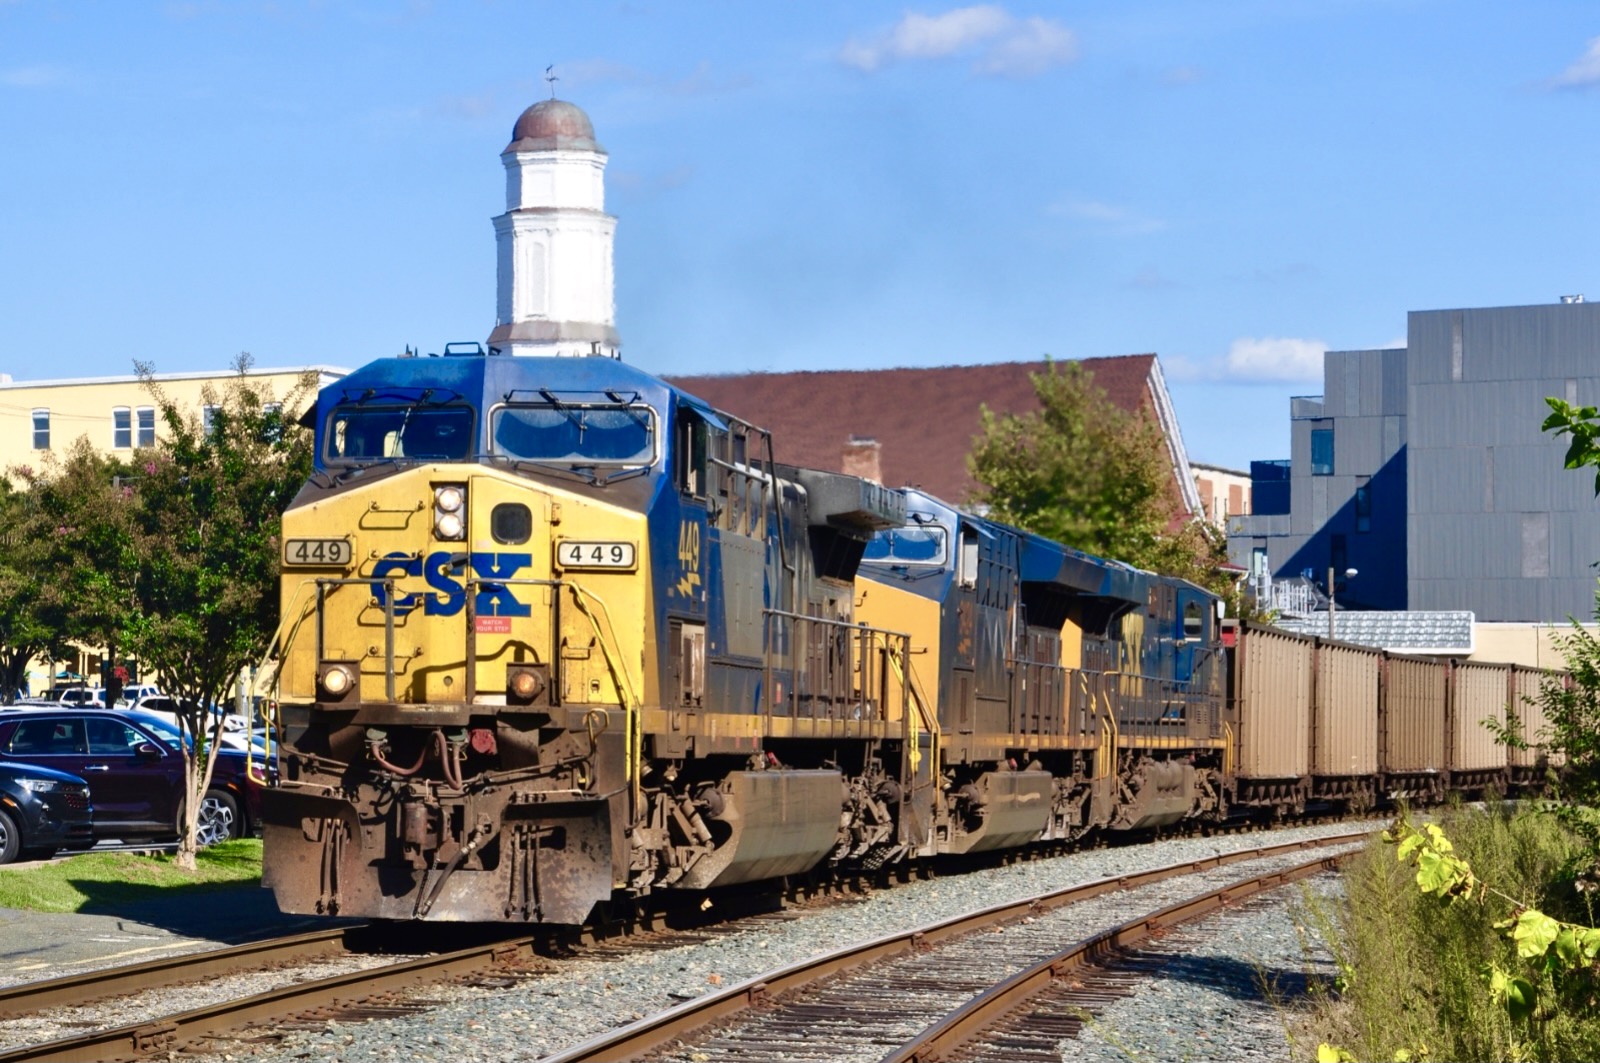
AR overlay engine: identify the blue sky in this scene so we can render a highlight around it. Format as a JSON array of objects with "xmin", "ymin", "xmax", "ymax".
[{"xmin": 5, "ymin": 1, "xmax": 1600, "ymax": 471}]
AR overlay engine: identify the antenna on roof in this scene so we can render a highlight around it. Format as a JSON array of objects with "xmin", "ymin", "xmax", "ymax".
[{"xmin": 545, "ymin": 64, "xmax": 559, "ymax": 99}]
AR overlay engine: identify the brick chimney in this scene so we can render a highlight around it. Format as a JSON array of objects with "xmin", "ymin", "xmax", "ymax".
[{"xmin": 842, "ymin": 436, "xmax": 882, "ymax": 484}]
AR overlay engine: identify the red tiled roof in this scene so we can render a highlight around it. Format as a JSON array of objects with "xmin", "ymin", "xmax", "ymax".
[{"xmin": 665, "ymin": 355, "xmax": 1162, "ymax": 506}]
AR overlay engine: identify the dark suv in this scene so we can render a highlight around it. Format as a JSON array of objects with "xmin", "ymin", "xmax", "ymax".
[
  {"xmin": 0, "ymin": 761, "xmax": 93, "ymax": 862},
  {"xmin": 0, "ymin": 709, "xmax": 266, "ymax": 846}
]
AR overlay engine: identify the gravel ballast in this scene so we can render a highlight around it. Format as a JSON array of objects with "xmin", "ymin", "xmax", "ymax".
[{"xmin": 152, "ymin": 820, "xmax": 1373, "ymax": 1063}]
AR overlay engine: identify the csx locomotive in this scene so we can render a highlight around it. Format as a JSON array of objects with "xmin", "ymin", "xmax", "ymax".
[{"xmin": 259, "ymin": 347, "xmax": 1545, "ymax": 924}]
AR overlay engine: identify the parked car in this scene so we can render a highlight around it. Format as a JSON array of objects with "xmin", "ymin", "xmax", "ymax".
[
  {"xmin": 52, "ymin": 687, "xmax": 130, "ymax": 709},
  {"xmin": 0, "ymin": 760, "xmax": 94, "ymax": 863},
  {"xmin": 0, "ymin": 708, "xmax": 265, "ymax": 846}
]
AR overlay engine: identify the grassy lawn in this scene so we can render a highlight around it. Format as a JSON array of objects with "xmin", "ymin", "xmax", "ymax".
[{"xmin": 0, "ymin": 840, "xmax": 262, "ymax": 914}]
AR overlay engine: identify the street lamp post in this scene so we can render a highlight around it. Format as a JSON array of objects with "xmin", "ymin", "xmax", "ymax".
[{"xmin": 1328, "ymin": 566, "xmax": 1358, "ymax": 639}]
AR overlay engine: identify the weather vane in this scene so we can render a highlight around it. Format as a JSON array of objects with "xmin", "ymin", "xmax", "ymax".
[{"xmin": 545, "ymin": 64, "xmax": 558, "ymax": 99}]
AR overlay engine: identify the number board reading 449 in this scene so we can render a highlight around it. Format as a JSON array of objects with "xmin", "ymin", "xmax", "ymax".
[
  {"xmin": 556, "ymin": 541, "xmax": 636, "ymax": 570},
  {"xmin": 284, "ymin": 538, "xmax": 353, "ymax": 567}
]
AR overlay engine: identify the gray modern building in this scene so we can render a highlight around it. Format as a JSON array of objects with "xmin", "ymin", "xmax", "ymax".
[{"xmin": 1230, "ymin": 298, "xmax": 1600, "ymax": 623}]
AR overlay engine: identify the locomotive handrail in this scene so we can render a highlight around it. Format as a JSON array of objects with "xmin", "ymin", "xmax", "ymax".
[
  {"xmin": 457, "ymin": 574, "xmax": 643, "ymax": 802},
  {"xmin": 886, "ymin": 644, "xmax": 939, "ymax": 785},
  {"xmin": 563, "ymin": 581, "xmax": 645, "ymax": 809},
  {"xmin": 761, "ymin": 607, "xmax": 912, "ymax": 642},
  {"xmin": 315, "ymin": 576, "xmax": 399, "ymax": 702},
  {"xmin": 761, "ymin": 608, "xmax": 912, "ymax": 724},
  {"xmin": 257, "ymin": 577, "xmax": 324, "ymax": 778},
  {"xmin": 462, "ymin": 574, "xmax": 567, "ymax": 705}
]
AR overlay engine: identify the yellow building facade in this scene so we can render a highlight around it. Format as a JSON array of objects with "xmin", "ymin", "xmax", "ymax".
[
  {"xmin": 0, "ymin": 365, "xmax": 346, "ymax": 473},
  {"xmin": 0, "ymin": 365, "xmax": 346, "ymax": 695}
]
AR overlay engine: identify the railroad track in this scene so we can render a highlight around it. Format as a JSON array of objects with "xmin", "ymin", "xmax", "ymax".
[
  {"xmin": 0, "ymin": 925, "xmax": 551, "ymax": 1063},
  {"xmin": 0, "ymin": 828, "xmax": 1368, "ymax": 1062},
  {"xmin": 543, "ymin": 833, "xmax": 1363, "ymax": 1063}
]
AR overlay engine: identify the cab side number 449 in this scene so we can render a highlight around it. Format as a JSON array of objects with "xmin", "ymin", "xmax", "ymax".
[
  {"xmin": 558, "ymin": 541, "xmax": 635, "ymax": 570},
  {"xmin": 284, "ymin": 538, "xmax": 352, "ymax": 567}
]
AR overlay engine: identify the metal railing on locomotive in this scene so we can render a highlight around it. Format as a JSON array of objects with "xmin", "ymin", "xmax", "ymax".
[
  {"xmin": 760, "ymin": 608, "xmax": 912, "ymax": 720},
  {"xmin": 1114, "ymin": 667, "xmax": 1226, "ymax": 741},
  {"xmin": 758, "ymin": 610, "xmax": 943, "ymax": 787},
  {"xmin": 305, "ymin": 573, "xmax": 628, "ymax": 705}
]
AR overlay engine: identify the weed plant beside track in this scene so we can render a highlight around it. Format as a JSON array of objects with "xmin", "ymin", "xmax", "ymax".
[
  {"xmin": 0, "ymin": 840, "xmax": 261, "ymax": 913},
  {"xmin": 1298, "ymin": 802, "xmax": 1600, "ymax": 1062}
]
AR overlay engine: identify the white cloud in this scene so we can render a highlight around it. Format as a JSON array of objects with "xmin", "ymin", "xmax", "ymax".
[
  {"xmin": 839, "ymin": 6, "xmax": 1076, "ymax": 78},
  {"xmin": 1047, "ymin": 198, "xmax": 1164, "ymax": 234},
  {"xmin": 2, "ymin": 64, "xmax": 70, "ymax": 88},
  {"xmin": 975, "ymin": 17, "xmax": 1077, "ymax": 77},
  {"xmin": 1552, "ymin": 37, "xmax": 1600, "ymax": 89},
  {"xmin": 1222, "ymin": 336, "xmax": 1326, "ymax": 382},
  {"xmin": 1162, "ymin": 337, "xmax": 1326, "ymax": 383}
]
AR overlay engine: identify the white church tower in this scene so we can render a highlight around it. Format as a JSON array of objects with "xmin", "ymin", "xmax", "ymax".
[{"xmin": 488, "ymin": 98, "xmax": 620, "ymax": 358}]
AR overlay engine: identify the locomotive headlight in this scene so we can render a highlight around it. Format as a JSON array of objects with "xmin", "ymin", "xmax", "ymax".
[
  {"xmin": 433, "ymin": 484, "xmax": 467, "ymax": 541},
  {"xmin": 319, "ymin": 663, "xmax": 355, "ymax": 697}
]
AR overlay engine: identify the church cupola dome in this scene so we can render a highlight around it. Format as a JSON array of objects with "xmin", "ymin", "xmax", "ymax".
[{"xmin": 505, "ymin": 99, "xmax": 603, "ymax": 154}]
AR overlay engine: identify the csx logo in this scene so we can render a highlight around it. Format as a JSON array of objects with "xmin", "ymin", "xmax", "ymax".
[{"xmin": 371, "ymin": 551, "xmax": 531, "ymax": 617}]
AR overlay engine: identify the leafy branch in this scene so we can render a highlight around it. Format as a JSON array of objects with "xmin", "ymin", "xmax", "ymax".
[{"xmin": 1392, "ymin": 821, "xmax": 1600, "ymax": 1023}]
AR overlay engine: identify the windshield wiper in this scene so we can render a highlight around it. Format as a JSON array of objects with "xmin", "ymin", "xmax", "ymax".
[
  {"xmin": 339, "ymin": 387, "xmax": 458, "ymax": 406},
  {"xmin": 488, "ymin": 454, "xmax": 598, "ymax": 486},
  {"xmin": 603, "ymin": 390, "xmax": 650, "ymax": 429},
  {"xmin": 539, "ymin": 388, "xmax": 586, "ymax": 431}
]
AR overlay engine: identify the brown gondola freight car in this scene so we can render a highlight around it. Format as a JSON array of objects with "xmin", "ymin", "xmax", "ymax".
[
  {"xmin": 1448, "ymin": 661, "xmax": 1511, "ymax": 793},
  {"xmin": 1229, "ymin": 623, "xmax": 1312, "ymax": 814},
  {"xmin": 1312, "ymin": 640, "xmax": 1379, "ymax": 806},
  {"xmin": 1508, "ymin": 666, "xmax": 1564, "ymax": 783},
  {"xmin": 1379, "ymin": 653, "xmax": 1448, "ymax": 803}
]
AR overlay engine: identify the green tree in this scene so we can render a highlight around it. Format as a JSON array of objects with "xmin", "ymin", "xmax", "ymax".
[
  {"xmin": 15, "ymin": 440, "xmax": 142, "ymax": 698},
  {"xmin": 1517, "ymin": 396, "xmax": 1600, "ymax": 871},
  {"xmin": 0, "ymin": 478, "xmax": 72, "ymax": 703},
  {"xmin": 967, "ymin": 359, "xmax": 1235, "ymax": 598},
  {"xmin": 125, "ymin": 355, "xmax": 315, "ymax": 869}
]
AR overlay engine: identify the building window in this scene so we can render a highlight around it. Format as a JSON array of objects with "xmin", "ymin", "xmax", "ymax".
[
  {"xmin": 112, "ymin": 407, "xmax": 131, "ymax": 449},
  {"xmin": 1310, "ymin": 427, "xmax": 1334, "ymax": 476},
  {"xmin": 1331, "ymin": 534, "xmax": 1348, "ymax": 578},
  {"xmin": 31, "ymin": 409, "xmax": 49, "ymax": 450},
  {"xmin": 202, "ymin": 404, "xmax": 221, "ymax": 437},
  {"xmin": 1355, "ymin": 482, "xmax": 1371, "ymax": 533},
  {"xmin": 136, "ymin": 407, "xmax": 155, "ymax": 448}
]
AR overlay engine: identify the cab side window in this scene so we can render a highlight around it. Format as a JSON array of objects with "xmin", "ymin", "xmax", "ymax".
[{"xmin": 957, "ymin": 526, "xmax": 980, "ymax": 589}]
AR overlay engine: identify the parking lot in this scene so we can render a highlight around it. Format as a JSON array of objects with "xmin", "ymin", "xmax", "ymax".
[{"xmin": 0, "ymin": 691, "xmax": 272, "ymax": 864}]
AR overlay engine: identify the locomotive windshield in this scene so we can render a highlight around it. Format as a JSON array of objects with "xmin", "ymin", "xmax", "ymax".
[
  {"xmin": 325, "ymin": 404, "xmax": 476, "ymax": 464},
  {"xmin": 863, "ymin": 525, "xmax": 947, "ymax": 566},
  {"xmin": 491, "ymin": 402, "xmax": 656, "ymax": 466}
]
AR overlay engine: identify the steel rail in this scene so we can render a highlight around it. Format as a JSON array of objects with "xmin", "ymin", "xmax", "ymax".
[
  {"xmin": 0, "ymin": 926, "xmax": 358, "ymax": 1020},
  {"xmin": 0, "ymin": 934, "xmax": 539, "ymax": 1063},
  {"xmin": 541, "ymin": 829, "xmax": 1371, "ymax": 1063},
  {"xmin": 880, "ymin": 849, "xmax": 1354, "ymax": 1063}
]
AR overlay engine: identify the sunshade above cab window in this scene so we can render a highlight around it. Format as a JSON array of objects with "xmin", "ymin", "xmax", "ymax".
[
  {"xmin": 492, "ymin": 402, "xmax": 656, "ymax": 465},
  {"xmin": 325, "ymin": 404, "xmax": 476, "ymax": 464}
]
